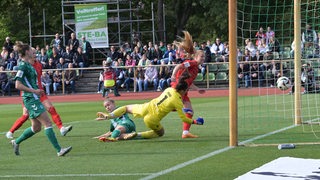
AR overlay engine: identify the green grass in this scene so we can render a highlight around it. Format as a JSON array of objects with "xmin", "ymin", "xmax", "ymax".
[{"xmin": 1, "ymin": 95, "xmax": 320, "ymax": 180}]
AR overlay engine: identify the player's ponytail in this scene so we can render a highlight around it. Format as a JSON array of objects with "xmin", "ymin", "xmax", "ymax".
[{"xmin": 174, "ymin": 31, "xmax": 195, "ymax": 57}]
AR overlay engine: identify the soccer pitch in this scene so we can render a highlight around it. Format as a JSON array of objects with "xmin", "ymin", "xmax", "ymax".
[{"xmin": 1, "ymin": 97, "xmax": 320, "ymax": 180}]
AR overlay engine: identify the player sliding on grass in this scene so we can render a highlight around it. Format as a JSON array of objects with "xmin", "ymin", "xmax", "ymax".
[
  {"xmin": 93, "ymin": 98, "xmax": 137, "ymax": 142},
  {"xmin": 5, "ymin": 48, "xmax": 72, "ymax": 139},
  {"xmin": 171, "ymin": 31, "xmax": 206, "ymax": 139},
  {"xmin": 10, "ymin": 41, "xmax": 71, "ymax": 156},
  {"xmin": 96, "ymin": 77, "xmax": 204, "ymax": 139}
]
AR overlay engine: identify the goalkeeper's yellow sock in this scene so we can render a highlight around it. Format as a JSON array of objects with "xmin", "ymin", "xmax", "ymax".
[
  {"xmin": 140, "ymin": 130, "xmax": 160, "ymax": 139},
  {"xmin": 110, "ymin": 106, "xmax": 127, "ymax": 118}
]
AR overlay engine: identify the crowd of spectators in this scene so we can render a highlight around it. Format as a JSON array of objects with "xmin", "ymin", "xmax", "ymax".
[{"xmin": 0, "ymin": 25, "xmax": 319, "ymax": 95}]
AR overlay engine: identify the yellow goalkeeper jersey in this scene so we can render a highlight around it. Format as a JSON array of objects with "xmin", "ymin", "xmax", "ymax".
[{"xmin": 144, "ymin": 87, "xmax": 193, "ymax": 124}]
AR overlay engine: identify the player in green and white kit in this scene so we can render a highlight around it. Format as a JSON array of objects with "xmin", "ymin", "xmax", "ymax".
[
  {"xmin": 94, "ymin": 98, "xmax": 137, "ymax": 142},
  {"xmin": 11, "ymin": 42, "xmax": 72, "ymax": 156}
]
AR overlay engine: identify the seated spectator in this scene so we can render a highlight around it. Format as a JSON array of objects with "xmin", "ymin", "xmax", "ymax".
[
  {"xmin": 0, "ymin": 65, "xmax": 10, "ymax": 96},
  {"xmin": 6, "ymin": 52, "xmax": 17, "ymax": 70},
  {"xmin": 210, "ymin": 38, "xmax": 225, "ymax": 57},
  {"xmin": 245, "ymin": 41, "xmax": 256, "ymax": 56},
  {"xmin": 57, "ymin": 57, "xmax": 68, "ymax": 69},
  {"xmin": 62, "ymin": 45, "xmax": 74, "ymax": 65},
  {"xmin": 43, "ymin": 58, "xmax": 56, "ymax": 78},
  {"xmin": 49, "ymin": 47, "xmax": 61, "ymax": 65},
  {"xmin": 143, "ymin": 61, "xmax": 158, "ymax": 91},
  {"xmin": 255, "ymin": 27, "xmax": 266, "ymax": 46},
  {"xmin": 73, "ymin": 47, "xmax": 86, "ymax": 77},
  {"xmin": 113, "ymin": 60, "xmax": 123, "ymax": 96},
  {"xmin": 135, "ymin": 66, "xmax": 146, "ymax": 92},
  {"xmin": 257, "ymin": 39, "xmax": 269, "ymax": 54},
  {"xmin": 41, "ymin": 71, "xmax": 52, "ymax": 95},
  {"xmin": 121, "ymin": 54, "xmax": 135, "ymax": 92},
  {"xmin": 38, "ymin": 48, "xmax": 48, "ymax": 67},
  {"xmin": 251, "ymin": 63, "xmax": 264, "ymax": 87},
  {"xmin": 108, "ymin": 45, "xmax": 120, "ymax": 61},
  {"xmin": 157, "ymin": 60, "xmax": 171, "ymax": 91},
  {"xmin": 152, "ymin": 44, "xmax": 163, "ymax": 63},
  {"xmin": 237, "ymin": 62, "xmax": 251, "ymax": 88},
  {"xmin": 130, "ymin": 46, "xmax": 142, "ymax": 65},
  {"xmin": 64, "ymin": 63, "xmax": 76, "ymax": 94},
  {"xmin": 161, "ymin": 43, "xmax": 176, "ymax": 64},
  {"xmin": 291, "ymin": 63, "xmax": 319, "ymax": 94},
  {"xmin": 200, "ymin": 42, "xmax": 212, "ymax": 79},
  {"xmin": 268, "ymin": 60, "xmax": 281, "ymax": 87},
  {"xmin": 52, "ymin": 70, "xmax": 62, "ymax": 94},
  {"xmin": 302, "ymin": 24, "xmax": 317, "ymax": 49}
]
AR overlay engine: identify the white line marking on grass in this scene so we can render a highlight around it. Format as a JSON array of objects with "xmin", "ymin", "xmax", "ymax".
[
  {"xmin": 140, "ymin": 124, "xmax": 298, "ymax": 180},
  {"xmin": 0, "ymin": 173, "xmax": 152, "ymax": 178}
]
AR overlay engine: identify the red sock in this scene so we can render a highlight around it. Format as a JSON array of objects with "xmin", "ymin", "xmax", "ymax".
[
  {"xmin": 9, "ymin": 114, "xmax": 29, "ymax": 133},
  {"xmin": 183, "ymin": 113, "xmax": 193, "ymax": 131},
  {"xmin": 48, "ymin": 107, "xmax": 63, "ymax": 129}
]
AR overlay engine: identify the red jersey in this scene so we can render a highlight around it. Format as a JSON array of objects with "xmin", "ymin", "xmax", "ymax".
[
  {"xmin": 32, "ymin": 60, "xmax": 43, "ymax": 90},
  {"xmin": 171, "ymin": 59, "xmax": 199, "ymax": 88}
]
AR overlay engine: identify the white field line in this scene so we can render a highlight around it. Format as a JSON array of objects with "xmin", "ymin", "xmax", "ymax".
[{"xmin": 0, "ymin": 121, "xmax": 298, "ymax": 179}]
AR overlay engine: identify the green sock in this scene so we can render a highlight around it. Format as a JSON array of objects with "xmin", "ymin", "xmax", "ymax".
[
  {"xmin": 111, "ymin": 106, "xmax": 127, "ymax": 118},
  {"xmin": 45, "ymin": 127, "xmax": 61, "ymax": 152},
  {"xmin": 16, "ymin": 127, "xmax": 36, "ymax": 144},
  {"xmin": 111, "ymin": 129, "xmax": 121, "ymax": 138}
]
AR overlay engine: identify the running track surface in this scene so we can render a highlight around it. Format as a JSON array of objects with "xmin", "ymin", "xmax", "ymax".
[{"xmin": 0, "ymin": 88, "xmax": 287, "ymax": 105}]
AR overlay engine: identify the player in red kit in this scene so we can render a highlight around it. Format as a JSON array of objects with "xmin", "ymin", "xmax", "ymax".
[
  {"xmin": 6, "ymin": 48, "xmax": 72, "ymax": 139},
  {"xmin": 170, "ymin": 31, "xmax": 206, "ymax": 138}
]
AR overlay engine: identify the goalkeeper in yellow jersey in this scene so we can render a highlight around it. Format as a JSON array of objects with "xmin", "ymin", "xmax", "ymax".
[{"xmin": 96, "ymin": 78, "xmax": 204, "ymax": 139}]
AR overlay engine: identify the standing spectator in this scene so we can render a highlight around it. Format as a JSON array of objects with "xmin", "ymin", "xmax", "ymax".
[
  {"xmin": 265, "ymin": 26, "xmax": 275, "ymax": 45},
  {"xmin": 50, "ymin": 33, "xmax": 64, "ymax": 49},
  {"xmin": 114, "ymin": 60, "xmax": 124, "ymax": 96},
  {"xmin": 6, "ymin": 52, "xmax": 17, "ymax": 71},
  {"xmin": 121, "ymin": 54, "xmax": 135, "ymax": 92},
  {"xmin": 41, "ymin": 71, "xmax": 52, "ymax": 95},
  {"xmin": 67, "ymin": 32, "xmax": 79, "ymax": 54},
  {"xmin": 255, "ymin": 27, "xmax": 266, "ymax": 46},
  {"xmin": 64, "ymin": 63, "xmax": 76, "ymax": 94},
  {"xmin": 0, "ymin": 65, "xmax": 10, "ymax": 96},
  {"xmin": 157, "ymin": 60, "xmax": 171, "ymax": 91},
  {"xmin": 80, "ymin": 36, "xmax": 92, "ymax": 66},
  {"xmin": 52, "ymin": 70, "xmax": 62, "ymax": 94},
  {"xmin": 97, "ymin": 67, "xmax": 104, "ymax": 94},
  {"xmin": 210, "ymin": 38, "xmax": 225, "ymax": 57},
  {"xmin": 3, "ymin": 37, "xmax": 14, "ymax": 54}
]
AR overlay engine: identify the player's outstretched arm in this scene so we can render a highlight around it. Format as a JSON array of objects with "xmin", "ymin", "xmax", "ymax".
[{"xmin": 95, "ymin": 112, "xmax": 110, "ymax": 121}]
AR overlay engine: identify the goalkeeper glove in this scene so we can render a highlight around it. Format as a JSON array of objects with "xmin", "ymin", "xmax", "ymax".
[
  {"xmin": 182, "ymin": 108, "xmax": 193, "ymax": 115},
  {"xmin": 193, "ymin": 117, "xmax": 204, "ymax": 125}
]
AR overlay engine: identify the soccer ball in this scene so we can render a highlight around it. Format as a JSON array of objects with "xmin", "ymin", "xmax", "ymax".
[{"xmin": 277, "ymin": 76, "xmax": 291, "ymax": 90}]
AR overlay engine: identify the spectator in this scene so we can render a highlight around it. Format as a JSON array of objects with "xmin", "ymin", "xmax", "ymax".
[
  {"xmin": 265, "ymin": 26, "xmax": 275, "ymax": 45},
  {"xmin": 153, "ymin": 44, "xmax": 163, "ymax": 63},
  {"xmin": 50, "ymin": 33, "xmax": 64, "ymax": 49},
  {"xmin": 62, "ymin": 45, "xmax": 73, "ymax": 65},
  {"xmin": 38, "ymin": 48, "xmax": 48, "ymax": 67},
  {"xmin": 97, "ymin": 67, "xmax": 104, "ymax": 94},
  {"xmin": 0, "ymin": 65, "xmax": 10, "ymax": 96},
  {"xmin": 130, "ymin": 46, "xmax": 142, "ymax": 65},
  {"xmin": 67, "ymin": 32, "xmax": 79, "ymax": 54},
  {"xmin": 52, "ymin": 70, "xmax": 62, "ymax": 94},
  {"xmin": 43, "ymin": 58, "xmax": 56, "ymax": 78},
  {"xmin": 45, "ymin": 44, "xmax": 53, "ymax": 58},
  {"xmin": 113, "ymin": 60, "xmax": 123, "ymax": 96},
  {"xmin": 245, "ymin": 41, "xmax": 256, "ymax": 56},
  {"xmin": 257, "ymin": 39, "xmax": 269, "ymax": 54},
  {"xmin": 108, "ymin": 46, "xmax": 120, "ymax": 62},
  {"xmin": 3, "ymin": 36, "xmax": 14, "ymax": 54},
  {"xmin": 121, "ymin": 54, "xmax": 135, "ymax": 92},
  {"xmin": 268, "ymin": 60, "xmax": 281, "ymax": 87},
  {"xmin": 49, "ymin": 47, "xmax": 61, "ymax": 65},
  {"xmin": 200, "ymin": 42, "xmax": 212, "ymax": 79},
  {"xmin": 302, "ymin": 24, "xmax": 317, "ymax": 49},
  {"xmin": 118, "ymin": 45, "xmax": 127, "ymax": 61},
  {"xmin": 6, "ymin": 52, "xmax": 17, "ymax": 71},
  {"xmin": 159, "ymin": 41, "xmax": 166, "ymax": 55},
  {"xmin": 56, "ymin": 57, "xmax": 68, "ymax": 69},
  {"xmin": 56, "ymin": 44, "xmax": 64, "ymax": 55},
  {"xmin": 41, "ymin": 71, "xmax": 52, "ymax": 95},
  {"xmin": 290, "ymin": 40, "xmax": 304, "ymax": 58},
  {"xmin": 136, "ymin": 66, "xmax": 146, "ymax": 92},
  {"xmin": 73, "ymin": 47, "xmax": 86, "ymax": 77},
  {"xmin": 1, "ymin": 46, "xmax": 9, "ymax": 65},
  {"xmin": 146, "ymin": 41, "xmax": 155, "ymax": 60},
  {"xmin": 210, "ymin": 38, "xmax": 224, "ymax": 57},
  {"xmin": 161, "ymin": 43, "xmax": 176, "ymax": 64},
  {"xmin": 143, "ymin": 61, "xmax": 158, "ymax": 91},
  {"xmin": 268, "ymin": 37, "xmax": 281, "ymax": 53},
  {"xmin": 255, "ymin": 27, "xmax": 266, "ymax": 46},
  {"xmin": 251, "ymin": 63, "xmax": 264, "ymax": 87},
  {"xmin": 80, "ymin": 36, "xmax": 92, "ymax": 66},
  {"xmin": 157, "ymin": 60, "xmax": 171, "ymax": 91},
  {"xmin": 64, "ymin": 63, "xmax": 76, "ymax": 94},
  {"xmin": 290, "ymin": 63, "xmax": 319, "ymax": 94},
  {"xmin": 237, "ymin": 62, "xmax": 251, "ymax": 88}
]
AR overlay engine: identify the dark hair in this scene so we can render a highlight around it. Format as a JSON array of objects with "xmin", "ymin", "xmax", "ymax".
[
  {"xmin": 15, "ymin": 41, "xmax": 30, "ymax": 57},
  {"xmin": 175, "ymin": 79, "xmax": 188, "ymax": 92}
]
